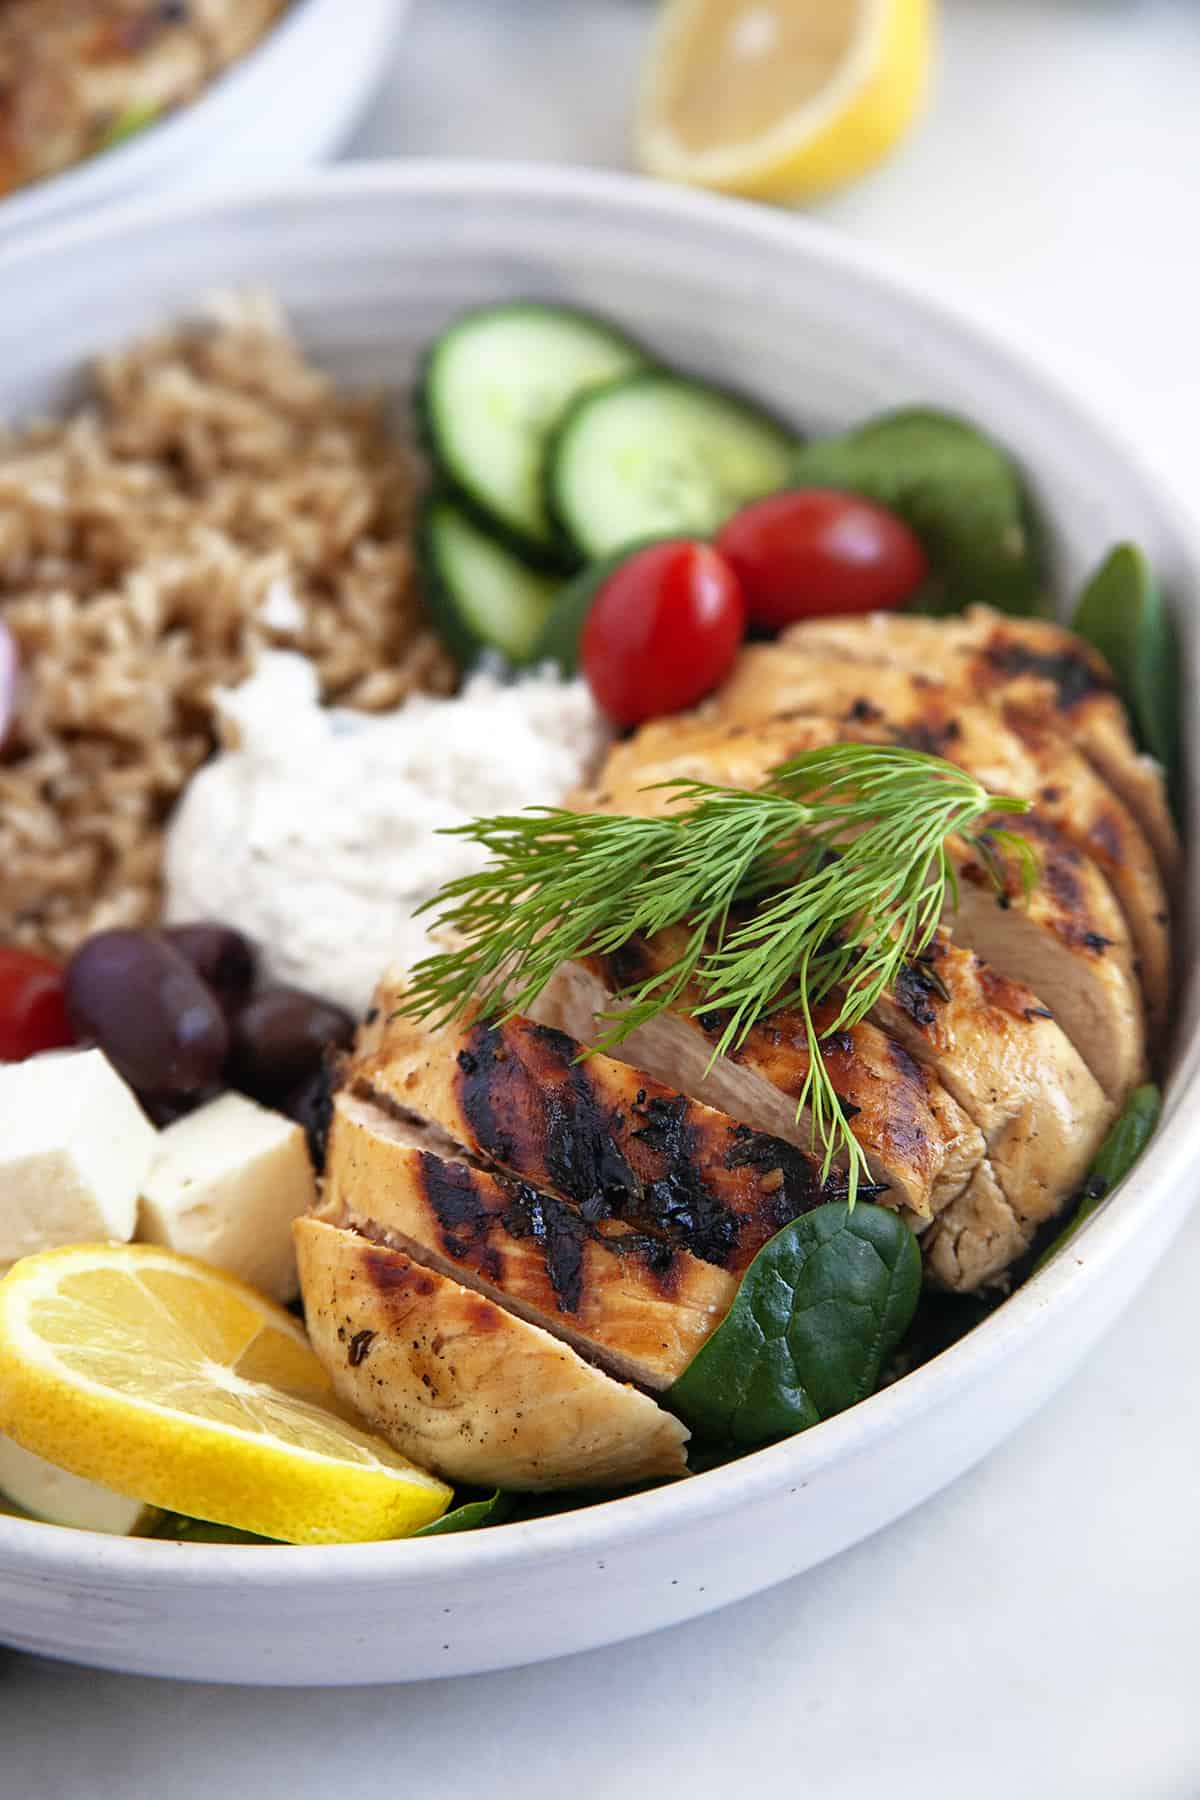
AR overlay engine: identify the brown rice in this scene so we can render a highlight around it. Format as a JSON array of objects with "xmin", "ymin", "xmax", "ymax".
[{"xmin": 0, "ymin": 295, "xmax": 455, "ymax": 958}]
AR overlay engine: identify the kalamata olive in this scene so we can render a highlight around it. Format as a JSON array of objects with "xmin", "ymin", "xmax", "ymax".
[
  {"xmin": 230, "ymin": 986, "xmax": 354, "ymax": 1102},
  {"xmin": 163, "ymin": 923, "xmax": 257, "ymax": 1018},
  {"xmin": 283, "ymin": 1063, "xmax": 336, "ymax": 1171},
  {"xmin": 64, "ymin": 930, "xmax": 230, "ymax": 1097}
]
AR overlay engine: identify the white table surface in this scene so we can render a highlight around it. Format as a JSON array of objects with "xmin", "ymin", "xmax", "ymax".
[{"xmin": 7, "ymin": 3, "xmax": 1200, "ymax": 1794}]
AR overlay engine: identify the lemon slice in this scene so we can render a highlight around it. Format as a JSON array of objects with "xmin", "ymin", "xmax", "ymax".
[
  {"xmin": 0, "ymin": 1245, "xmax": 451, "ymax": 1544},
  {"xmin": 635, "ymin": 0, "xmax": 932, "ymax": 202}
]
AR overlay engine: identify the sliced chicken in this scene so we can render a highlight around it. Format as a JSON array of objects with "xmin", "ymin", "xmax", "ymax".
[
  {"xmin": 782, "ymin": 607, "xmax": 1179, "ymax": 883},
  {"xmin": 920, "ymin": 1162, "xmax": 1029, "ymax": 1292},
  {"xmin": 351, "ymin": 996, "xmax": 849, "ymax": 1275},
  {"xmin": 535, "ymin": 924, "xmax": 1108, "ymax": 1291},
  {"xmin": 872, "ymin": 927, "xmax": 1112, "ymax": 1221},
  {"xmin": 948, "ymin": 811, "xmax": 1145, "ymax": 1099},
  {"xmin": 708, "ymin": 647, "xmax": 1171, "ymax": 1031},
  {"xmin": 325, "ymin": 1092, "xmax": 737, "ymax": 1391},
  {"xmin": 581, "ymin": 712, "xmax": 1147, "ymax": 1100},
  {"xmin": 531, "ymin": 937, "xmax": 985, "ymax": 1225},
  {"xmin": 295, "ymin": 1216, "xmax": 689, "ymax": 1490}
]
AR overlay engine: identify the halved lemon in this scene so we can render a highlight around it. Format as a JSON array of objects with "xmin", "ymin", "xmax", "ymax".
[
  {"xmin": 635, "ymin": 0, "xmax": 933, "ymax": 202},
  {"xmin": 0, "ymin": 1245, "xmax": 451, "ymax": 1544}
]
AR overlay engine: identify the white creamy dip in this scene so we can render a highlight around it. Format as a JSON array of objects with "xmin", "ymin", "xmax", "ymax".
[{"xmin": 163, "ymin": 653, "xmax": 608, "ymax": 1013}]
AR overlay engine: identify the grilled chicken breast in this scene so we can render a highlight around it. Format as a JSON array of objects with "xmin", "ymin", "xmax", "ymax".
[
  {"xmin": 532, "ymin": 937, "xmax": 985, "ymax": 1224},
  {"xmin": 351, "ymin": 996, "xmax": 846, "ymax": 1276},
  {"xmin": 534, "ymin": 927, "xmax": 1109, "ymax": 1290},
  {"xmin": 295, "ymin": 1216, "xmax": 689, "ymax": 1490},
  {"xmin": 0, "ymin": 0, "xmax": 286, "ymax": 197},
  {"xmin": 920, "ymin": 1164, "xmax": 1032, "ymax": 1291},
  {"xmin": 782, "ymin": 607, "xmax": 1180, "ymax": 883},
  {"xmin": 872, "ymin": 928, "xmax": 1112, "ymax": 1218},
  {"xmin": 325, "ymin": 1093, "xmax": 737, "ymax": 1390},
  {"xmin": 709, "ymin": 648, "xmax": 1171, "ymax": 1030},
  {"xmin": 948, "ymin": 811, "xmax": 1145, "ymax": 1099},
  {"xmin": 581, "ymin": 712, "xmax": 1147, "ymax": 1100}
]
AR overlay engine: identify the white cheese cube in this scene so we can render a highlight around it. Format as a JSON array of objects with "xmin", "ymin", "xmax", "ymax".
[
  {"xmin": 138, "ymin": 1092, "xmax": 317, "ymax": 1302},
  {"xmin": 0, "ymin": 1433, "xmax": 157, "ymax": 1535},
  {"xmin": 0, "ymin": 1049, "xmax": 156, "ymax": 1263}
]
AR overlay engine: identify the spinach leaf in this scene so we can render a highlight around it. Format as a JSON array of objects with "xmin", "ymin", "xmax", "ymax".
[
  {"xmin": 1071, "ymin": 545, "xmax": 1179, "ymax": 778},
  {"xmin": 151, "ymin": 1493, "xmax": 516, "ymax": 1543},
  {"xmin": 1034, "ymin": 1083, "xmax": 1161, "ymax": 1272},
  {"xmin": 666, "ymin": 1202, "xmax": 922, "ymax": 1449},
  {"xmin": 791, "ymin": 408, "xmax": 1043, "ymax": 617},
  {"xmin": 152, "ymin": 1513, "xmax": 278, "ymax": 1545},
  {"xmin": 415, "ymin": 1489, "xmax": 513, "ymax": 1536}
]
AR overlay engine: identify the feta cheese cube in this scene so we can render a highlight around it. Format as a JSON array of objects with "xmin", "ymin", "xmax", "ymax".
[
  {"xmin": 0, "ymin": 1433, "xmax": 158, "ymax": 1535},
  {"xmin": 138, "ymin": 1092, "xmax": 317, "ymax": 1302},
  {"xmin": 0, "ymin": 1049, "xmax": 156, "ymax": 1263}
]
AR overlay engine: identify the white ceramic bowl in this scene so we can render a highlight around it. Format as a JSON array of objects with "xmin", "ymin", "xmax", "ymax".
[
  {"xmin": 0, "ymin": 163, "xmax": 1195, "ymax": 1686},
  {"xmin": 0, "ymin": 0, "xmax": 404, "ymax": 243}
]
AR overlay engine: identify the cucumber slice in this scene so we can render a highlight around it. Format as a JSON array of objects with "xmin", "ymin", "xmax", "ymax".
[
  {"xmin": 419, "ymin": 303, "xmax": 650, "ymax": 557},
  {"xmin": 791, "ymin": 408, "xmax": 1043, "ymax": 617},
  {"xmin": 548, "ymin": 372, "xmax": 796, "ymax": 559},
  {"xmin": 419, "ymin": 497, "xmax": 560, "ymax": 666}
]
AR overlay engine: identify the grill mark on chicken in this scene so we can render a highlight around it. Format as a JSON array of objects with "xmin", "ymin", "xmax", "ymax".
[
  {"xmin": 894, "ymin": 960, "xmax": 944, "ymax": 1027},
  {"xmin": 579, "ymin": 711, "xmax": 1147, "ymax": 1102},
  {"xmin": 554, "ymin": 941, "xmax": 976, "ymax": 1219},
  {"xmin": 884, "ymin": 715, "xmax": 964, "ymax": 758},
  {"xmin": 776, "ymin": 607, "xmax": 1179, "ymax": 884},
  {"xmin": 509, "ymin": 1189, "xmax": 586, "ymax": 1314},
  {"xmin": 362, "ymin": 1247, "xmax": 438, "ymax": 1300},
  {"xmin": 983, "ymin": 641, "xmax": 1109, "ymax": 711},
  {"xmin": 455, "ymin": 1037, "xmax": 515, "ymax": 1166},
  {"xmin": 322, "ymin": 1095, "xmax": 737, "ymax": 1398},
  {"xmin": 557, "ymin": 1066, "xmax": 744, "ymax": 1265},
  {"xmin": 353, "ymin": 1005, "xmax": 841, "ymax": 1275},
  {"xmin": 417, "ymin": 1145, "xmax": 686, "ymax": 1313},
  {"xmin": 706, "ymin": 649, "xmax": 1171, "ymax": 1028}
]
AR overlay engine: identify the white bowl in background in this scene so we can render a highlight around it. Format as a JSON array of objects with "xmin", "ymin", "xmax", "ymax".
[
  {"xmin": 0, "ymin": 0, "xmax": 405, "ymax": 243},
  {"xmin": 0, "ymin": 162, "xmax": 1194, "ymax": 1685}
]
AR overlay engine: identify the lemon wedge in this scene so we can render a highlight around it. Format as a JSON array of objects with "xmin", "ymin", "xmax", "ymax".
[
  {"xmin": 0, "ymin": 1245, "xmax": 451, "ymax": 1544},
  {"xmin": 635, "ymin": 0, "xmax": 932, "ymax": 202}
]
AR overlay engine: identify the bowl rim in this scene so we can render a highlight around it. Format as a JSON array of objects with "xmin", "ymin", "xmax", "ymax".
[
  {"xmin": 0, "ymin": 157, "xmax": 1195, "ymax": 1589},
  {"xmin": 0, "ymin": 0, "xmax": 385, "ymax": 236}
]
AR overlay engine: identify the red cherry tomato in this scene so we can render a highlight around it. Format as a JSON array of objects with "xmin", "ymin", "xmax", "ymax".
[
  {"xmin": 581, "ymin": 539, "xmax": 746, "ymax": 727},
  {"xmin": 716, "ymin": 489, "xmax": 928, "ymax": 631},
  {"xmin": 0, "ymin": 946, "xmax": 75, "ymax": 1062}
]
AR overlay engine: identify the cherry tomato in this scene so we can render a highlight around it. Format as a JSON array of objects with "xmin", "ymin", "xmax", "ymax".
[
  {"xmin": 0, "ymin": 947, "xmax": 74, "ymax": 1062},
  {"xmin": 716, "ymin": 489, "xmax": 928, "ymax": 631},
  {"xmin": 581, "ymin": 539, "xmax": 746, "ymax": 727}
]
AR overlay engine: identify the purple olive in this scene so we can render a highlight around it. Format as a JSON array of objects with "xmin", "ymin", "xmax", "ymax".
[
  {"xmin": 163, "ymin": 923, "xmax": 257, "ymax": 1019},
  {"xmin": 64, "ymin": 930, "xmax": 229, "ymax": 1096},
  {"xmin": 283, "ymin": 1064, "xmax": 336, "ymax": 1171},
  {"xmin": 230, "ymin": 986, "xmax": 354, "ymax": 1103}
]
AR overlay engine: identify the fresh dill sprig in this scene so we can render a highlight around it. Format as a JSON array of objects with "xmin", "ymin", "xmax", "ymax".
[{"xmin": 401, "ymin": 744, "xmax": 1036, "ymax": 1201}]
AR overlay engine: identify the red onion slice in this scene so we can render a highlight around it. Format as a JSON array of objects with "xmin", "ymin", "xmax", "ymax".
[{"xmin": 0, "ymin": 620, "xmax": 16, "ymax": 750}]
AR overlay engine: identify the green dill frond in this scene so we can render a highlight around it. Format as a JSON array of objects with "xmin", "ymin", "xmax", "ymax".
[{"xmin": 400, "ymin": 743, "xmax": 1034, "ymax": 1202}]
